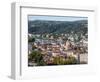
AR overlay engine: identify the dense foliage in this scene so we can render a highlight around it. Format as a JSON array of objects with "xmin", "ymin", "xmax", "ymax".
[
  {"xmin": 28, "ymin": 20, "xmax": 88, "ymax": 35},
  {"xmin": 28, "ymin": 51, "xmax": 46, "ymax": 66}
]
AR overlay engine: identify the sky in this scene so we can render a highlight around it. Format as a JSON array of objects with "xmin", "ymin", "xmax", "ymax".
[{"xmin": 28, "ymin": 15, "xmax": 87, "ymax": 21}]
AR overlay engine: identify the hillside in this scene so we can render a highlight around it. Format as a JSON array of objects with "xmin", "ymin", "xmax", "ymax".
[{"xmin": 28, "ymin": 20, "xmax": 88, "ymax": 35}]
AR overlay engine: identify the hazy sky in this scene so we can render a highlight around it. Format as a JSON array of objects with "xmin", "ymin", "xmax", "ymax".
[{"xmin": 28, "ymin": 15, "xmax": 87, "ymax": 21}]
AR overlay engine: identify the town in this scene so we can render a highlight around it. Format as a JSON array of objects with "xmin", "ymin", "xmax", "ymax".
[{"xmin": 28, "ymin": 32, "xmax": 88, "ymax": 66}]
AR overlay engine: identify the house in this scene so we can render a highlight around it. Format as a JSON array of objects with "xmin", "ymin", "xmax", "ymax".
[
  {"xmin": 52, "ymin": 50, "xmax": 60, "ymax": 57},
  {"xmin": 62, "ymin": 41, "xmax": 71, "ymax": 50},
  {"xmin": 28, "ymin": 33, "xmax": 33, "ymax": 38}
]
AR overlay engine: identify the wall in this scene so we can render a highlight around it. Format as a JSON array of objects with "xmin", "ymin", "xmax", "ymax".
[{"xmin": 0, "ymin": 0, "xmax": 100, "ymax": 81}]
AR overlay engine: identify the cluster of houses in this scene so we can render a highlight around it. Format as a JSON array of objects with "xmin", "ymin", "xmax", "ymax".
[{"xmin": 28, "ymin": 33, "xmax": 88, "ymax": 65}]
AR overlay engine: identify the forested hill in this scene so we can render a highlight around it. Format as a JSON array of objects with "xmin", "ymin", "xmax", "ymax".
[{"xmin": 28, "ymin": 20, "xmax": 88, "ymax": 34}]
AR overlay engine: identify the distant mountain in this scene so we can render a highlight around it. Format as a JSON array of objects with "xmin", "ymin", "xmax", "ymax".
[{"xmin": 28, "ymin": 20, "xmax": 88, "ymax": 35}]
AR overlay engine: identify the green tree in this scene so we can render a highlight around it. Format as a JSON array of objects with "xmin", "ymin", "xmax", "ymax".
[
  {"xmin": 65, "ymin": 56, "xmax": 77, "ymax": 64},
  {"xmin": 28, "ymin": 51, "xmax": 46, "ymax": 66},
  {"xmin": 53, "ymin": 57, "xmax": 65, "ymax": 65},
  {"xmin": 28, "ymin": 37, "xmax": 35, "ymax": 42}
]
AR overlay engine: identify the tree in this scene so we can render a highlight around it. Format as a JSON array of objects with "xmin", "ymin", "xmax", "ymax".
[
  {"xmin": 65, "ymin": 56, "xmax": 77, "ymax": 64},
  {"xmin": 53, "ymin": 56, "xmax": 77, "ymax": 65},
  {"xmin": 28, "ymin": 51, "xmax": 46, "ymax": 66},
  {"xmin": 53, "ymin": 57, "xmax": 65, "ymax": 65},
  {"xmin": 28, "ymin": 37, "xmax": 35, "ymax": 42}
]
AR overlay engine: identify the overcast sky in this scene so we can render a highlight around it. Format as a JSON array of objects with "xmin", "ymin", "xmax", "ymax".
[{"xmin": 28, "ymin": 15, "xmax": 87, "ymax": 21}]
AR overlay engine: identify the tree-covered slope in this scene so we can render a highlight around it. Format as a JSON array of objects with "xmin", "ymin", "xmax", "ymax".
[{"xmin": 28, "ymin": 20, "xmax": 88, "ymax": 34}]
